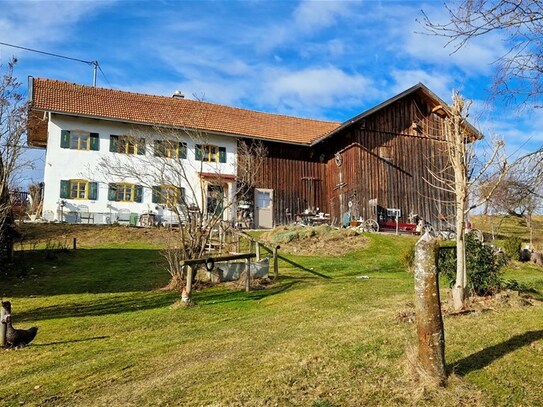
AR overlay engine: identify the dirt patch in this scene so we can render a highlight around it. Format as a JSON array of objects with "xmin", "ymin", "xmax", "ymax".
[
  {"xmin": 14, "ymin": 223, "xmax": 175, "ymax": 248},
  {"xmin": 259, "ymin": 225, "xmax": 368, "ymax": 256}
]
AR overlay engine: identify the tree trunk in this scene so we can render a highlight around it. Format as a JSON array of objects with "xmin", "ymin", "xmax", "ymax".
[
  {"xmin": 1, "ymin": 301, "xmax": 11, "ymax": 347},
  {"xmin": 414, "ymin": 233, "xmax": 447, "ymax": 385},
  {"xmin": 182, "ymin": 266, "xmax": 194, "ymax": 305},
  {"xmin": 452, "ymin": 203, "xmax": 466, "ymax": 311}
]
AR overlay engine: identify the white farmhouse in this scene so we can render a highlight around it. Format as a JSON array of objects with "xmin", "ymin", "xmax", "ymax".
[
  {"xmin": 27, "ymin": 79, "xmax": 241, "ymax": 225},
  {"xmin": 27, "ymin": 78, "xmax": 339, "ymax": 227}
]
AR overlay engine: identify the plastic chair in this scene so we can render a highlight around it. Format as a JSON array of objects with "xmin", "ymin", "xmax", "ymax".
[{"xmin": 78, "ymin": 205, "xmax": 95, "ymax": 223}]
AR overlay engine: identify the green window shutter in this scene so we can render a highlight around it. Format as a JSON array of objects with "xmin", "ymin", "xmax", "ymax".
[
  {"xmin": 60, "ymin": 180, "xmax": 69, "ymax": 198},
  {"xmin": 109, "ymin": 135, "xmax": 119, "ymax": 152},
  {"xmin": 137, "ymin": 138, "xmax": 146, "ymax": 155},
  {"xmin": 60, "ymin": 130, "xmax": 71, "ymax": 148},
  {"xmin": 89, "ymin": 133, "xmax": 100, "ymax": 151},
  {"xmin": 195, "ymin": 144, "xmax": 203, "ymax": 161},
  {"xmin": 108, "ymin": 183, "xmax": 118, "ymax": 201},
  {"xmin": 135, "ymin": 185, "xmax": 143, "ymax": 203},
  {"xmin": 219, "ymin": 147, "xmax": 227, "ymax": 163},
  {"xmin": 152, "ymin": 186, "xmax": 161, "ymax": 203},
  {"xmin": 88, "ymin": 182, "xmax": 98, "ymax": 200},
  {"xmin": 179, "ymin": 142, "xmax": 187, "ymax": 159}
]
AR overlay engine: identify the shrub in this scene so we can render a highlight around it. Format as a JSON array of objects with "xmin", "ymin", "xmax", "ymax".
[
  {"xmin": 503, "ymin": 236, "xmax": 523, "ymax": 261},
  {"xmin": 400, "ymin": 243, "xmax": 415, "ymax": 272},
  {"xmin": 438, "ymin": 232, "xmax": 504, "ymax": 296}
]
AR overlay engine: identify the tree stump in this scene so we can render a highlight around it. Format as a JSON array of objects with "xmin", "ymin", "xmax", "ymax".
[{"xmin": 414, "ymin": 233, "xmax": 447, "ymax": 385}]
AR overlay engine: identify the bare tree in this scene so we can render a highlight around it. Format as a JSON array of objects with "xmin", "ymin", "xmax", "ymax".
[
  {"xmin": 96, "ymin": 107, "xmax": 266, "ymax": 291},
  {"xmin": 481, "ymin": 151, "xmax": 543, "ymax": 245},
  {"xmin": 427, "ymin": 92, "xmax": 507, "ymax": 310},
  {"xmin": 0, "ymin": 58, "xmax": 28, "ymax": 261},
  {"xmin": 422, "ymin": 1, "xmax": 543, "ymax": 108}
]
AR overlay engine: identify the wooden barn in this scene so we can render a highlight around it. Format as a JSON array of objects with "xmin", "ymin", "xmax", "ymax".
[{"xmin": 250, "ymin": 83, "xmax": 460, "ymax": 230}]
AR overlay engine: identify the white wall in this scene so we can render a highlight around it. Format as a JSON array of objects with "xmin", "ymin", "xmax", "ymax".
[{"xmin": 43, "ymin": 114, "xmax": 238, "ymax": 224}]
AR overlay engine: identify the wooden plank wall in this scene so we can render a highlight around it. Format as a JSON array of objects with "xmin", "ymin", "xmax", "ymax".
[
  {"xmin": 246, "ymin": 91, "xmax": 455, "ymax": 228},
  {"xmin": 251, "ymin": 143, "xmax": 329, "ymax": 225},
  {"xmin": 322, "ymin": 93, "xmax": 455, "ymax": 228}
]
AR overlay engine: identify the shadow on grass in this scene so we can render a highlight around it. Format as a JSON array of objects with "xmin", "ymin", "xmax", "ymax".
[
  {"xmin": 278, "ymin": 255, "xmax": 332, "ymax": 279},
  {"xmin": 451, "ymin": 330, "xmax": 543, "ymax": 376},
  {"xmin": 33, "ymin": 335, "xmax": 110, "ymax": 347},
  {"xmin": 12, "ymin": 292, "xmax": 178, "ymax": 322},
  {"xmin": 4, "ymin": 248, "xmax": 169, "ymax": 297},
  {"xmin": 195, "ymin": 281, "xmax": 299, "ymax": 305}
]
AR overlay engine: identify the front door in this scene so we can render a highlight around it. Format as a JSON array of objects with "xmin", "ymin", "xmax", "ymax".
[{"xmin": 255, "ymin": 188, "xmax": 273, "ymax": 228}]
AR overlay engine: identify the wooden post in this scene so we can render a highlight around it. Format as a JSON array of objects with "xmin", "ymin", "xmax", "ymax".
[
  {"xmin": 414, "ymin": 232, "xmax": 447, "ymax": 385},
  {"xmin": 1, "ymin": 301, "xmax": 11, "ymax": 347},
  {"xmin": 245, "ymin": 257, "xmax": 251, "ymax": 292},
  {"xmin": 255, "ymin": 242, "xmax": 261, "ymax": 261},
  {"xmin": 273, "ymin": 245, "xmax": 280, "ymax": 280},
  {"xmin": 73, "ymin": 237, "xmax": 77, "ymax": 250},
  {"xmin": 182, "ymin": 266, "xmax": 194, "ymax": 305},
  {"xmin": 236, "ymin": 234, "xmax": 240, "ymax": 253}
]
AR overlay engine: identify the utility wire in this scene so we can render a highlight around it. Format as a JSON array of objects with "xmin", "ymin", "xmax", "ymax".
[
  {"xmin": 0, "ymin": 41, "xmax": 104, "ymax": 87},
  {"xmin": 0, "ymin": 41, "xmax": 95, "ymax": 66}
]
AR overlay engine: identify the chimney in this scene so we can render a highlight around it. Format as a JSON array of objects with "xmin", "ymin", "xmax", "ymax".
[{"xmin": 172, "ymin": 90, "xmax": 185, "ymax": 99}]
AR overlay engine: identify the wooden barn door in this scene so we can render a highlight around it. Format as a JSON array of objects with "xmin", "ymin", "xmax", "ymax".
[{"xmin": 255, "ymin": 188, "xmax": 273, "ymax": 228}]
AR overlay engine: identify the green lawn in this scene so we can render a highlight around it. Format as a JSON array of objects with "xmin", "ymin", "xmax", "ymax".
[{"xmin": 1, "ymin": 229, "xmax": 543, "ymax": 406}]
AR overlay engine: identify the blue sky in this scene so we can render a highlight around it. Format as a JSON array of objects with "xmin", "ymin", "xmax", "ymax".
[{"xmin": 1, "ymin": 0, "xmax": 541, "ymax": 186}]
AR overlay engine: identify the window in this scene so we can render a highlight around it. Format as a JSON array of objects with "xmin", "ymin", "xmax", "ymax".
[
  {"xmin": 195, "ymin": 144, "xmax": 227, "ymax": 163},
  {"xmin": 109, "ymin": 135, "xmax": 146, "ymax": 155},
  {"xmin": 152, "ymin": 185, "xmax": 185, "ymax": 207},
  {"xmin": 60, "ymin": 130, "xmax": 99, "ymax": 151},
  {"xmin": 154, "ymin": 140, "xmax": 187, "ymax": 159},
  {"xmin": 108, "ymin": 183, "xmax": 143, "ymax": 202},
  {"xmin": 59, "ymin": 179, "xmax": 98, "ymax": 200}
]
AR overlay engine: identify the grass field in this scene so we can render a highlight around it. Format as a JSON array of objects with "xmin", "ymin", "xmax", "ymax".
[{"xmin": 1, "ymin": 224, "xmax": 543, "ymax": 406}]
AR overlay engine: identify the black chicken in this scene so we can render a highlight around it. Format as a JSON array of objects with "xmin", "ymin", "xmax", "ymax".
[{"xmin": 4, "ymin": 315, "xmax": 38, "ymax": 348}]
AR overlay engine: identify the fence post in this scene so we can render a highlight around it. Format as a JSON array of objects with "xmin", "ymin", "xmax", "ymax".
[
  {"xmin": 414, "ymin": 232, "xmax": 447, "ymax": 385},
  {"xmin": 273, "ymin": 245, "xmax": 280, "ymax": 280},
  {"xmin": 245, "ymin": 257, "xmax": 251, "ymax": 292},
  {"xmin": 256, "ymin": 242, "xmax": 261, "ymax": 261},
  {"xmin": 73, "ymin": 237, "xmax": 77, "ymax": 250},
  {"xmin": 182, "ymin": 266, "xmax": 194, "ymax": 305}
]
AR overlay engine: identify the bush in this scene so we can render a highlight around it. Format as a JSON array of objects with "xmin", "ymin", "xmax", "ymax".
[
  {"xmin": 503, "ymin": 236, "xmax": 523, "ymax": 261},
  {"xmin": 438, "ymin": 232, "xmax": 504, "ymax": 296},
  {"xmin": 400, "ymin": 243, "xmax": 415, "ymax": 272}
]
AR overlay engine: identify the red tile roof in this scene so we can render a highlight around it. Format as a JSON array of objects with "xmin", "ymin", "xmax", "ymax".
[{"xmin": 29, "ymin": 78, "xmax": 340, "ymax": 147}]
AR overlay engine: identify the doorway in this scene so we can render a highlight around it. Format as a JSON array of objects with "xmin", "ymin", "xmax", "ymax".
[{"xmin": 254, "ymin": 188, "xmax": 273, "ymax": 228}]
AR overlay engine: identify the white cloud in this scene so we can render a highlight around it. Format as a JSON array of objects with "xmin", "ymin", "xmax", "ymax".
[
  {"xmin": 261, "ymin": 66, "xmax": 379, "ymax": 113},
  {"xmin": 0, "ymin": 1, "xmax": 115, "ymax": 48},
  {"xmin": 293, "ymin": 0, "xmax": 350, "ymax": 33},
  {"xmin": 257, "ymin": 0, "xmax": 352, "ymax": 52}
]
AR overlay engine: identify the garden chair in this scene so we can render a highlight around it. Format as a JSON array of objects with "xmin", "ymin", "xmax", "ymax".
[{"xmin": 78, "ymin": 205, "xmax": 95, "ymax": 224}]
